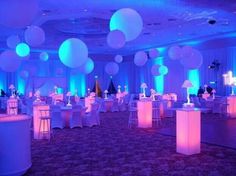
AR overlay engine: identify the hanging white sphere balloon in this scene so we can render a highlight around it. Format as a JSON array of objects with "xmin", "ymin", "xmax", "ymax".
[
  {"xmin": 110, "ymin": 8, "xmax": 143, "ymax": 41},
  {"xmin": 79, "ymin": 58, "xmax": 94, "ymax": 74},
  {"xmin": 0, "ymin": 0, "xmax": 38, "ymax": 28},
  {"xmin": 39, "ymin": 52, "xmax": 49, "ymax": 61},
  {"xmin": 107, "ymin": 30, "xmax": 126, "ymax": 49},
  {"xmin": 16, "ymin": 43, "xmax": 30, "ymax": 57},
  {"xmin": 151, "ymin": 64, "xmax": 161, "ymax": 76},
  {"xmin": 105, "ymin": 62, "xmax": 119, "ymax": 75},
  {"xmin": 149, "ymin": 48, "xmax": 159, "ymax": 59},
  {"xmin": 58, "ymin": 38, "xmax": 88, "ymax": 68},
  {"xmin": 114, "ymin": 55, "xmax": 123, "ymax": 63},
  {"xmin": 6, "ymin": 35, "xmax": 21, "ymax": 49},
  {"xmin": 180, "ymin": 49, "xmax": 203, "ymax": 69},
  {"xmin": 159, "ymin": 65, "xmax": 168, "ymax": 75},
  {"xmin": 134, "ymin": 51, "xmax": 148, "ymax": 66},
  {"xmin": 181, "ymin": 46, "xmax": 193, "ymax": 58},
  {"xmin": 24, "ymin": 26, "xmax": 45, "ymax": 47},
  {"xmin": 20, "ymin": 70, "xmax": 29, "ymax": 79},
  {"xmin": 168, "ymin": 45, "xmax": 182, "ymax": 60},
  {"xmin": 0, "ymin": 50, "xmax": 21, "ymax": 72}
]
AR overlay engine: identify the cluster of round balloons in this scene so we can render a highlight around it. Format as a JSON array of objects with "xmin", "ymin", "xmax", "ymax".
[
  {"xmin": 134, "ymin": 51, "xmax": 148, "ymax": 66},
  {"xmin": 151, "ymin": 64, "xmax": 169, "ymax": 76},
  {"xmin": 105, "ymin": 62, "xmax": 119, "ymax": 75},
  {"xmin": 107, "ymin": 8, "xmax": 143, "ymax": 49},
  {"xmin": 39, "ymin": 52, "xmax": 49, "ymax": 61},
  {"xmin": 114, "ymin": 55, "xmax": 123, "ymax": 63},
  {"xmin": 168, "ymin": 45, "xmax": 203, "ymax": 69},
  {"xmin": 58, "ymin": 38, "xmax": 95, "ymax": 75},
  {"xmin": 0, "ymin": 50, "xmax": 22, "ymax": 72}
]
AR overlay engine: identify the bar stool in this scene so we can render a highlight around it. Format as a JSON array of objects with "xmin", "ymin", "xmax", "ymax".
[
  {"xmin": 152, "ymin": 108, "xmax": 161, "ymax": 127},
  {"xmin": 128, "ymin": 108, "xmax": 138, "ymax": 128},
  {"xmin": 8, "ymin": 101, "xmax": 18, "ymax": 115},
  {"xmin": 38, "ymin": 109, "xmax": 51, "ymax": 139}
]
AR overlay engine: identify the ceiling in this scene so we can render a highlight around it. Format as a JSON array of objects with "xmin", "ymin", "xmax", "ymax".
[{"xmin": 0, "ymin": 0, "xmax": 236, "ymax": 60}]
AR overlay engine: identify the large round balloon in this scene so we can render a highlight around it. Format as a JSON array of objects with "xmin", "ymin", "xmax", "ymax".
[
  {"xmin": 151, "ymin": 64, "xmax": 161, "ymax": 76},
  {"xmin": 105, "ymin": 62, "xmax": 119, "ymax": 75},
  {"xmin": 110, "ymin": 8, "xmax": 143, "ymax": 41},
  {"xmin": 39, "ymin": 52, "xmax": 49, "ymax": 61},
  {"xmin": 20, "ymin": 70, "xmax": 29, "ymax": 79},
  {"xmin": 149, "ymin": 48, "xmax": 159, "ymax": 59},
  {"xmin": 0, "ymin": 0, "xmax": 38, "ymax": 28},
  {"xmin": 16, "ymin": 43, "xmax": 30, "ymax": 57},
  {"xmin": 134, "ymin": 51, "xmax": 148, "ymax": 66},
  {"xmin": 114, "ymin": 55, "xmax": 123, "ymax": 63},
  {"xmin": 168, "ymin": 45, "xmax": 182, "ymax": 60},
  {"xmin": 181, "ymin": 46, "xmax": 193, "ymax": 58},
  {"xmin": 58, "ymin": 38, "xmax": 88, "ymax": 68},
  {"xmin": 180, "ymin": 49, "xmax": 203, "ymax": 69},
  {"xmin": 79, "ymin": 58, "xmax": 94, "ymax": 74},
  {"xmin": 6, "ymin": 35, "xmax": 20, "ymax": 49},
  {"xmin": 0, "ymin": 50, "xmax": 21, "ymax": 72},
  {"xmin": 25, "ymin": 26, "xmax": 45, "ymax": 47},
  {"xmin": 159, "ymin": 65, "xmax": 168, "ymax": 75},
  {"xmin": 107, "ymin": 30, "xmax": 126, "ymax": 49}
]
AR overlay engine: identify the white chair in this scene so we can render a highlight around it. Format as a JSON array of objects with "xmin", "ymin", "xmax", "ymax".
[
  {"xmin": 70, "ymin": 105, "xmax": 83, "ymax": 128},
  {"xmin": 50, "ymin": 105, "xmax": 65, "ymax": 129},
  {"xmin": 111, "ymin": 98, "xmax": 119, "ymax": 112},
  {"xmin": 118, "ymin": 98, "xmax": 126, "ymax": 111},
  {"xmin": 128, "ymin": 109, "xmax": 138, "ymax": 128},
  {"xmin": 83, "ymin": 103, "xmax": 100, "ymax": 127},
  {"xmin": 99, "ymin": 100, "xmax": 106, "ymax": 112},
  {"xmin": 7, "ymin": 100, "xmax": 18, "ymax": 115},
  {"xmin": 128, "ymin": 100, "xmax": 137, "ymax": 111}
]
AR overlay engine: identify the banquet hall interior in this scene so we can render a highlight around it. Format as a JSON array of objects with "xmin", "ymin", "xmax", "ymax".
[{"xmin": 1, "ymin": 0, "xmax": 236, "ymax": 175}]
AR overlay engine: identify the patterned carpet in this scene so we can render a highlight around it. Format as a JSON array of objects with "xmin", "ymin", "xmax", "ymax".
[{"xmin": 25, "ymin": 112, "xmax": 236, "ymax": 176}]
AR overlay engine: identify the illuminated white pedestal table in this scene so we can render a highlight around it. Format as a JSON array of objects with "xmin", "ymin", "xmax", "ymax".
[
  {"xmin": 176, "ymin": 108, "xmax": 201, "ymax": 155},
  {"xmin": 137, "ymin": 100, "xmax": 152, "ymax": 128},
  {"xmin": 0, "ymin": 114, "xmax": 31, "ymax": 176},
  {"xmin": 33, "ymin": 104, "xmax": 50, "ymax": 139},
  {"xmin": 227, "ymin": 96, "xmax": 236, "ymax": 118}
]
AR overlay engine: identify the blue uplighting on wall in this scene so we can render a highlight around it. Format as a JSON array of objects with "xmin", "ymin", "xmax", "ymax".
[
  {"xmin": 70, "ymin": 73, "xmax": 86, "ymax": 97},
  {"xmin": 188, "ymin": 69, "xmax": 200, "ymax": 95},
  {"xmin": 17, "ymin": 77, "xmax": 25, "ymax": 95},
  {"xmin": 153, "ymin": 57, "xmax": 164, "ymax": 94},
  {"xmin": 0, "ymin": 72, "xmax": 5, "ymax": 91}
]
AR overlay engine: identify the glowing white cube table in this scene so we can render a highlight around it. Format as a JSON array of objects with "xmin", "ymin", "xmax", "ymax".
[
  {"xmin": 137, "ymin": 100, "xmax": 152, "ymax": 128},
  {"xmin": 176, "ymin": 108, "xmax": 201, "ymax": 155},
  {"xmin": 33, "ymin": 104, "xmax": 50, "ymax": 139},
  {"xmin": 227, "ymin": 96, "xmax": 236, "ymax": 118},
  {"xmin": 0, "ymin": 115, "xmax": 31, "ymax": 176}
]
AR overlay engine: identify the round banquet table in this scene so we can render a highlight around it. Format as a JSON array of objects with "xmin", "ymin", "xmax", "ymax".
[{"xmin": 0, "ymin": 114, "xmax": 31, "ymax": 176}]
